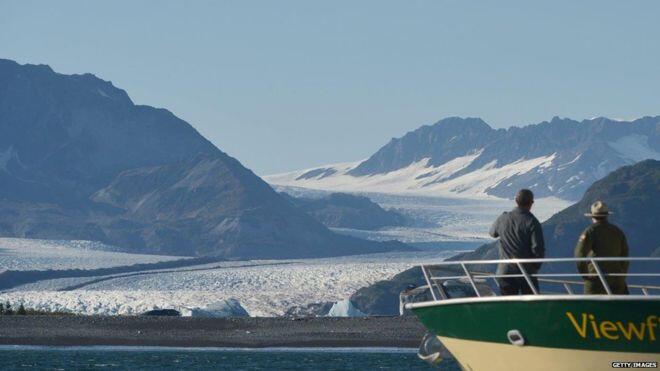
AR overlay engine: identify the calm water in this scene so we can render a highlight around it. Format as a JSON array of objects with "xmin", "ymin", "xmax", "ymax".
[{"xmin": 0, "ymin": 346, "xmax": 459, "ymax": 370}]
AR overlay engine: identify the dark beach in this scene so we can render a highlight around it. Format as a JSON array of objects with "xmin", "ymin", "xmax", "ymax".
[{"xmin": 0, "ymin": 316, "xmax": 426, "ymax": 348}]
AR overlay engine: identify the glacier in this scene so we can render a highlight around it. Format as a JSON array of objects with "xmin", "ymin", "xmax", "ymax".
[
  {"xmin": 0, "ymin": 241, "xmax": 457, "ymax": 317},
  {"xmin": 0, "ymin": 238, "xmax": 184, "ymax": 271}
]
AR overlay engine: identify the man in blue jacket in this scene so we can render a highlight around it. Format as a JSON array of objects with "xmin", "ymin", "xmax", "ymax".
[{"xmin": 489, "ymin": 189, "xmax": 545, "ymax": 295}]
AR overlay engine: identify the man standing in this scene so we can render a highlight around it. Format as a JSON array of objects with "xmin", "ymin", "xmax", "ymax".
[
  {"xmin": 489, "ymin": 189, "xmax": 545, "ymax": 295},
  {"xmin": 574, "ymin": 201, "xmax": 629, "ymax": 295}
]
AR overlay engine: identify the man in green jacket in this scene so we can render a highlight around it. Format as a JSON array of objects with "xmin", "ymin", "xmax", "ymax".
[{"xmin": 574, "ymin": 201, "xmax": 629, "ymax": 295}]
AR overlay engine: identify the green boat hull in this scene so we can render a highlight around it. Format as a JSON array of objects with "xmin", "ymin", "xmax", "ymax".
[{"xmin": 412, "ymin": 297, "xmax": 659, "ymax": 353}]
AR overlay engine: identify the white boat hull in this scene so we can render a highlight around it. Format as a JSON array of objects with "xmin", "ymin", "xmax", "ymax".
[{"xmin": 440, "ymin": 336, "xmax": 660, "ymax": 371}]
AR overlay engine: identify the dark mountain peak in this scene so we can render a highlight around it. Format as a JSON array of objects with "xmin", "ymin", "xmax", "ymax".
[
  {"xmin": 71, "ymin": 73, "xmax": 133, "ymax": 103},
  {"xmin": 585, "ymin": 116, "xmax": 617, "ymax": 124},
  {"xmin": 584, "ymin": 116, "xmax": 660, "ymax": 126},
  {"xmin": 0, "ymin": 58, "xmax": 53, "ymax": 74},
  {"xmin": 0, "ymin": 58, "xmax": 406, "ymax": 259},
  {"xmin": 0, "ymin": 59, "xmax": 220, "ymax": 200},
  {"xmin": 548, "ymin": 116, "xmax": 577, "ymax": 124},
  {"xmin": 631, "ymin": 115, "xmax": 660, "ymax": 126},
  {"xmin": 418, "ymin": 117, "xmax": 493, "ymax": 139},
  {"xmin": 431, "ymin": 116, "xmax": 492, "ymax": 131},
  {"xmin": 0, "ymin": 58, "xmax": 133, "ymax": 107},
  {"xmin": 349, "ymin": 117, "xmax": 495, "ymax": 176},
  {"xmin": 522, "ymin": 116, "xmax": 580, "ymax": 133}
]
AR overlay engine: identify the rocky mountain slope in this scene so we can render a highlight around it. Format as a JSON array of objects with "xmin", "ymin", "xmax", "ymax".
[
  {"xmin": 266, "ymin": 116, "xmax": 660, "ymax": 200},
  {"xmin": 280, "ymin": 192, "xmax": 407, "ymax": 230},
  {"xmin": 0, "ymin": 59, "xmax": 405, "ymax": 258}
]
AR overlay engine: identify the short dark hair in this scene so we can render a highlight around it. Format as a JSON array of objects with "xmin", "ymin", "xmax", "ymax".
[{"xmin": 515, "ymin": 189, "xmax": 534, "ymax": 207}]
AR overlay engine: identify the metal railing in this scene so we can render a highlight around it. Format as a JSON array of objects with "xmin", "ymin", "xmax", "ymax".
[{"xmin": 417, "ymin": 257, "xmax": 660, "ymax": 301}]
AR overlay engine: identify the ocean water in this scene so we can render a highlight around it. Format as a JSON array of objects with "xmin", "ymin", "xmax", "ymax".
[{"xmin": 0, "ymin": 346, "xmax": 459, "ymax": 370}]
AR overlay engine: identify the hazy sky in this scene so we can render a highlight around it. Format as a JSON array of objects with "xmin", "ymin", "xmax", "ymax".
[{"xmin": 2, "ymin": 1, "xmax": 659, "ymax": 174}]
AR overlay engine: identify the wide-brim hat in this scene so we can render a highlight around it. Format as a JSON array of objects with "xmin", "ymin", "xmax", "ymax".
[{"xmin": 584, "ymin": 201, "xmax": 612, "ymax": 217}]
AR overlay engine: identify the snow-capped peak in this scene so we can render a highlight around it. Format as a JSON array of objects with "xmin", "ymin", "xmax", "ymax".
[
  {"xmin": 265, "ymin": 150, "xmax": 560, "ymax": 200},
  {"xmin": 265, "ymin": 116, "xmax": 660, "ymax": 200}
]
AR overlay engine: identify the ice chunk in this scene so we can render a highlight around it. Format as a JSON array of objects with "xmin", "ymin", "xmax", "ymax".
[
  {"xmin": 181, "ymin": 299, "xmax": 249, "ymax": 317},
  {"xmin": 326, "ymin": 298, "xmax": 366, "ymax": 317}
]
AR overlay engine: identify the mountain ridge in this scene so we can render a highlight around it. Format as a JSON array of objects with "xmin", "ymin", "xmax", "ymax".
[
  {"xmin": 0, "ymin": 58, "xmax": 406, "ymax": 258},
  {"xmin": 267, "ymin": 116, "xmax": 660, "ymax": 200}
]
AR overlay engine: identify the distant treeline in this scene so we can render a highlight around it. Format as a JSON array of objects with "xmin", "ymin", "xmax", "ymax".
[
  {"xmin": 0, "ymin": 302, "xmax": 72, "ymax": 316},
  {"xmin": 1, "ymin": 302, "xmax": 27, "ymax": 315},
  {"xmin": 0, "ymin": 302, "xmax": 73, "ymax": 316}
]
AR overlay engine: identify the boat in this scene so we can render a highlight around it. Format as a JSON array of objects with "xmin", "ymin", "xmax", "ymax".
[{"xmin": 405, "ymin": 257, "xmax": 660, "ymax": 370}]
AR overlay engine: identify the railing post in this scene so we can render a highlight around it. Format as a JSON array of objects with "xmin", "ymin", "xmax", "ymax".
[
  {"xmin": 434, "ymin": 278, "xmax": 449, "ymax": 300},
  {"xmin": 591, "ymin": 259, "xmax": 613, "ymax": 295},
  {"xmin": 460, "ymin": 263, "xmax": 481, "ymax": 297},
  {"xmin": 421, "ymin": 265, "xmax": 439, "ymax": 301},
  {"xmin": 516, "ymin": 262, "xmax": 539, "ymax": 295}
]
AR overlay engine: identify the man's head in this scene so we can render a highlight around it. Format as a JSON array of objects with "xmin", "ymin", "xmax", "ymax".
[
  {"xmin": 515, "ymin": 189, "xmax": 534, "ymax": 210},
  {"xmin": 584, "ymin": 201, "xmax": 611, "ymax": 223}
]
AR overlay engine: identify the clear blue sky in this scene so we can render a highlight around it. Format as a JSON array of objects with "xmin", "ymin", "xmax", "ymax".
[{"xmin": 1, "ymin": 1, "xmax": 659, "ymax": 174}]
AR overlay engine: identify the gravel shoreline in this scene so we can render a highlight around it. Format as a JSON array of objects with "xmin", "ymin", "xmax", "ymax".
[{"xmin": 0, "ymin": 316, "xmax": 426, "ymax": 348}]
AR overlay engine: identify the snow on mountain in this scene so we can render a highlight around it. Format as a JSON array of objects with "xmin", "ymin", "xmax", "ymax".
[
  {"xmin": 0, "ymin": 238, "xmax": 184, "ymax": 271},
  {"xmin": 1, "ymin": 250, "xmax": 456, "ymax": 316},
  {"xmin": 267, "ymin": 152, "xmax": 556, "ymax": 199},
  {"xmin": 608, "ymin": 134, "xmax": 660, "ymax": 162},
  {"xmin": 266, "ymin": 116, "xmax": 660, "ymax": 201}
]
